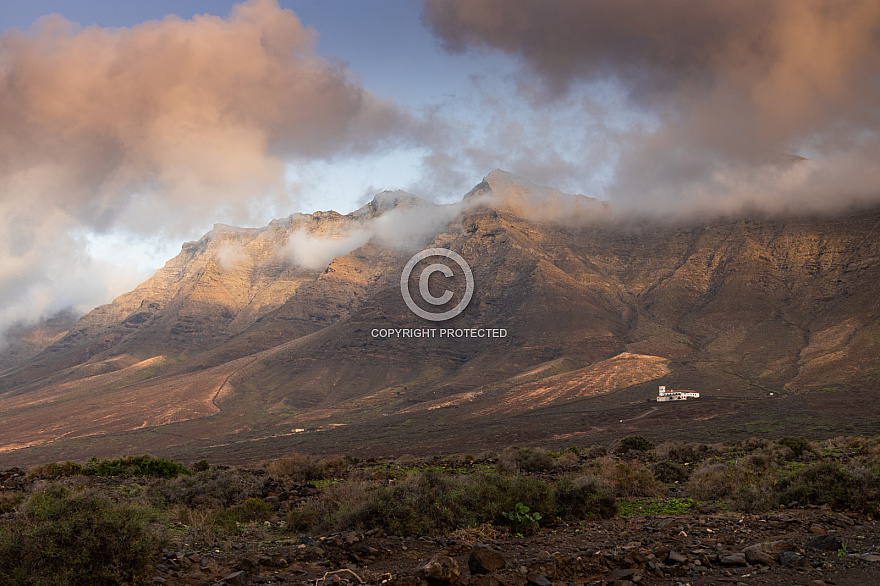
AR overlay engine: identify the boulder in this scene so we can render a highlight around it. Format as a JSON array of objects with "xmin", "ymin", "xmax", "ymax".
[
  {"xmin": 806, "ymin": 534, "xmax": 843, "ymax": 552},
  {"xmin": 667, "ymin": 550, "xmax": 688, "ymax": 565},
  {"xmin": 416, "ymin": 554, "xmax": 460, "ymax": 585},
  {"xmin": 224, "ymin": 571, "xmax": 248, "ymax": 586},
  {"xmin": 743, "ymin": 546, "xmax": 775, "ymax": 566},
  {"xmin": 777, "ymin": 551, "xmax": 809, "ymax": 568},
  {"xmin": 719, "ymin": 553, "xmax": 748, "ymax": 567},
  {"xmin": 469, "ymin": 545, "xmax": 506, "ymax": 575}
]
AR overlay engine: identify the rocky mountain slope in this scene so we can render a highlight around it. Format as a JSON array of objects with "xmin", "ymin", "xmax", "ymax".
[{"xmin": 1, "ymin": 171, "xmax": 879, "ymax": 465}]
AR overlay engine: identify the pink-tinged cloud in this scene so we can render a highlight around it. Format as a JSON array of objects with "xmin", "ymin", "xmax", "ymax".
[
  {"xmin": 0, "ymin": 0, "xmax": 415, "ymax": 338},
  {"xmin": 424, "ymin": 0, "xmax": 880, "ymax": 216}
]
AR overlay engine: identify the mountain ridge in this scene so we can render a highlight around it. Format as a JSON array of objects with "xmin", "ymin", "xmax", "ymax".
[{"xmin": 1, "ymin": 171, "xmax": 879, "ymax": 465}]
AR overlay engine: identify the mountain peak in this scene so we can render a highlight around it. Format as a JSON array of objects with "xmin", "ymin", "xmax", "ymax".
[
  {"xmin": 351, "ymin": 190, "xmax": 428, "ymax": 219},
  {"xmin": 484, "ymin": 168, "xmax": 533, "ymax": 188},
  {"xmin": 370, "ymin": 190, "xmax": 423, "ymax": 211},
  {"xmin": 464, "ymin": 169, "xmax": 608, "ymax": 223}
]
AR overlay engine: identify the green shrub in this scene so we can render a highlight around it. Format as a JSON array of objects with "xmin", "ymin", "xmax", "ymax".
[
  {"xmin": 0, "ymin": 492, "xmax": 24, "ymax": 514},
  {"xmin": 496, "ymin": 447, "xmax": 556, "ymax": 474},
  {"xmin": 687, "ymin": 459, "xmax": 776, "ymax": 512},
  {"xmin": 29, "ymin": 461, "xmax": 85, "ymax": 477},
  {"xmin": 583, "ymin": 445, "xmax": 608, "ymax": 459},
  {"xmin": 36, "ymin": 455, "xmax": 191, "ymax": 479},
  {"xmin": 553, "ymin": 476, "xmax": 617, "ymax": 520},
  {"xmin": 598, "ymin": 457, "xmax": 666, "ymax": 498},
  {"xmin": 216, "ymin": 497, "xmax": 274, "ymax": 533},
  {"xmin": 149, "ymin": 467, "xmax": 262, "ymax": 508},
  {"xmin": 687, "ymin": 461, "xmax": 734, "ymax": 501},
  {"xmin": 0, "ymin": 487, "xmax": 168, "ymax": 585},
  {"xmin": 655, "ymin": 441, "xmax": 714, "ymax": 464},
  {"xmin": 775, "ymin": 461, "xmax": 880, "ymax": 513},
  {"xmin": 286, "ymin": 504, "xmax": 322, "ymax": 532},
  {"xmin": 496, "ymin": 447, "xmax": 521, "ymax": 473},
  {"xmin": 516, "ymin": 449, "xmax": 556, "ymax": 473},
  {"xmin": 777, "ymin": 436, "xmax": 814, "ymax": 460},
  {"xmin": 616, "ymin": 435, "xmax": 655, "ymax": 455},
  {"xmin": 85, "ymin": 455, "xmax": 190, "ymax": 478},
  {"xmin": 335, "ymin": 472, "xmax": 446, "ymax": 536},
  {"xmin": 327, "ymin": 469, "xmax": 557, "ymax": 537},
  {"xmin": 434, "ymin": 472, "xmax": 553, "ymax": 530},
  {"xmin": 263, "ymin": 452, "xmax": 344, "ymax": 483},
  {"xmin": 653, "ymin": 460, "xmax": 689, "ymax": 483},
  {"xmin": 323, "ymin": 467, "xmax": 621, "ymax": 537}
]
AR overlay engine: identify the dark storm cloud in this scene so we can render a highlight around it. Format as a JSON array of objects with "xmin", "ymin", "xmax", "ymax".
[{"xmin": 423, "ymin": 0, "xmax": 880, "ymax": 216}]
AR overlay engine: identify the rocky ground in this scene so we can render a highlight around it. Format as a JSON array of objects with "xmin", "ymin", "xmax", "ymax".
[{"xmin": 149, "ymin": 505, "xmax": 880, "ymax": 586}]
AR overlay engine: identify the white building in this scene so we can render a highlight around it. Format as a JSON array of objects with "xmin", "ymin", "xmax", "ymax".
[{"xmin": 657, "ymin": 385, "xmax": 700, "ymax": 401}]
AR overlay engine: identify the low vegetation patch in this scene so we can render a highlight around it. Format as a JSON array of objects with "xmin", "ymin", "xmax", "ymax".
[
  {"xmin": 32, "ymin": 455, "xmax": 190, "ymax": 479},
  {"xmin": 775, "ymin": 460, "xmax": 880, "ymax": 513},
  {"xmin": 2, "ymin": 434, "xmax": 879, "ymax": 581},
  {"xmin": 0, "ymin": 487, "xmax": 168, "ymax": 585},
  {"xmin": 618, "ymin": 497, "xmax": 699, "ymax": 518}
]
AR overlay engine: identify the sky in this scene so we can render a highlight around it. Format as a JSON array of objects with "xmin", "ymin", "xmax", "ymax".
[{"xmin": 1, "ymin": 0, "xmax": 880, "ymax": 338}]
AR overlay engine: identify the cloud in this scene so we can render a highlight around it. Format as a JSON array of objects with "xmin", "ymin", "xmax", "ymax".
[
  {"xmin": 283, "ymin": 195, "xmax": 463, "ymax": 271},
  {"xmin": 215, "ymin": 243, "xmax": 249, "ymax": 272},
  {"xmin": 423, "ymin": 0, "xmax": 880, "ymax": 216},
  {"xmin": 0, "ymin": 0, "xmax": 416, "ymax": 339},
  {"xmin": 284, "ymin": 227, "xmax": 374, "ymax": 271},
  {"xmin": 0, "ymin": 204, "xmax": 148, "ymax": 350}
]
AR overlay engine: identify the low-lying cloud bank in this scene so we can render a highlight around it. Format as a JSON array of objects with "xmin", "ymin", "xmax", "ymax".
[{"xmin": 282, "ymin": 194, "xmax": 464, "ymax": 271}]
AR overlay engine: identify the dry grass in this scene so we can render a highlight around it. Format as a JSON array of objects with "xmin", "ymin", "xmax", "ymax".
[
  {"xmin": 174, "ymin": 505, "xmax": 219, "ymax": 548},
  {"xmin": 594, "ymin": 456, "xmax": 666, "ymax": 498},
  {"xmin": 450, "ymin": 522, "xmax": 508, "ymax": 544}
]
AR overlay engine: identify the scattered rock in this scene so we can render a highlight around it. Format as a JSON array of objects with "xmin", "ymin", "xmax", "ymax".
[
  {"xmin": 761, "ymin": 540, "xmax": 796, "ymax": 553},
  {"xmin": 609, "ymin": 568, "xmax": 640, "ymax": 581},
  {"xmin": 416, "ymin": 554, "xmax": 460, "ymax": 585},
  {"xmin": 527, "ymin": 576, "xmax": 551, "ymax": 586},
  {"xmin": 719, "ymin": 553, "xmax": 748, "ymax": 567},
  {"xmin": 667, "ymin": 550, "xmax": 688, "ymax": 565},
  {"xmin": 743, "ymin": 546, "xmax": 775, "ymax": 566},
  {"xmin": 833, "ymin": 514, "xmax": 855, "ymax": 527},
  {"xmin": 356, "ymin": 545, "xmax": 380, "ymax": 557},
  {"xmin": 234, "ymin": 557, "xmax": 257, "ymax": 571},
  {"xmin": 224, "ymin": 570, "xmax": 249, "ymax": 586},
  {"xmin": 469, "ymin": 544, "xmax": 506, "ymax": 575},
  {"xmin": 777, "ymin": 551, "xmax": 809, "ymax": 568},
  {"xmin": 344, "ymin": 531, "xmax": 362, "ymax": 545},
  {"xmin": 806, "ymin": 534, "xmax": 843, "ymax": 552}
]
